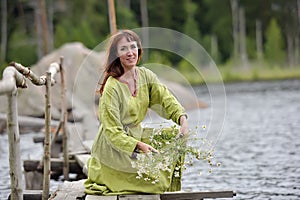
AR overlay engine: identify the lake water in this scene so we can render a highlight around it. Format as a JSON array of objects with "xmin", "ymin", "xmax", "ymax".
[{"xmin": 1, "ymin": 79, "xmax": 300, "ymax": 199}]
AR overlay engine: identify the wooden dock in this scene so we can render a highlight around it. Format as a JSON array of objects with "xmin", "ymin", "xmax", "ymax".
[
  {"xmin": 21, "ymin": 140, "xmax": 236, "ymax": 200},
  {"xmin": 46, "ymin": 179, "xmax": 236, "ymax": 200}
]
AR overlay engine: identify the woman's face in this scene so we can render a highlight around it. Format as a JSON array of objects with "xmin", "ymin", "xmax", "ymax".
[{"xmin": 117, "ymin": 37, "xmax": 139, "ymax": 69}]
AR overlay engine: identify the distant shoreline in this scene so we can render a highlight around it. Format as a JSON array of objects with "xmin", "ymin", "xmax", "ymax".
[{"xmin": 179, "ymin": 65, "xmax": 300, "ymax": 85}]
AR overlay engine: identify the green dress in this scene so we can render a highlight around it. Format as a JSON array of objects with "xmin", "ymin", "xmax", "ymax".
[{"xmin": 84, "ymin": 67, "xmax": 186, "ymax": 195}]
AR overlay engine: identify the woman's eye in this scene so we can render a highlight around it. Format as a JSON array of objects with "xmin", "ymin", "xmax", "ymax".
[{"xmin": 131, "ymin": 45, "xmax": 137, "ymax": 49}]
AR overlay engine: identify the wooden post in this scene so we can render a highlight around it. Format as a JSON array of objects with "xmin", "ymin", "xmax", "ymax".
[
  {"xmin": 1, "ymin": 66, "xmax": 31, "ymax": 200},
  {"xmin": 140, "ymin": 0, "xmax": 149, "ymax": 60},
  {"xmin": 230, "ymin": 0, "xmax": 239, "ymax": 62},
  {"xmin": 60, "ymin": 57, "xmax": 69, "ymax": 181},
  {"xmin": 211, "ymin": 34, "xmax": 218, "ymax": 61},
  {"xmin": 238, "ymin": 7, "xmax": 248, "ymax": 67},
  {"xmin": 0, "ymin": 67, "xmax": 26, "ymax": 200},
  {"xmin": 42, "ymin": 72, "xmax": 52, "ymax": 200},
  {"xmin": 7, "ymin": 87, "xmax": 23, "ymax": 200},
  {"xmin": 256, "ymin": 19, "xmax": 263, "ymax": 60},
  {"xmin": 39, "ymin": 0, "xmax": 49, "ymax": 55},
  {"xmin": 1, "ymin": 0, "xmax": 7, "ymax": 62},
  {"xmin": 107, "ymin": 0, "xmax": 117, "ymax": 34}
]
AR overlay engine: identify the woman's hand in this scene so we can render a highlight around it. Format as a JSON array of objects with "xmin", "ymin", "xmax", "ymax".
[
  {"xmin": 136, "ymin": 141, "xmax": 159, "ymax": 154},
  {"xmin": 177, "ymin": 115, "xmax": 188, "ymax": 139}
]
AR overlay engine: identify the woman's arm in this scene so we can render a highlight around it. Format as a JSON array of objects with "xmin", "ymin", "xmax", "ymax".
[
  {"xmin": 100, "ymin": 82, "xmax": 139, "ymax": 156},
  {"xmin": 146, "ymin": 68, "xmax": 188, "ymax": 126}
]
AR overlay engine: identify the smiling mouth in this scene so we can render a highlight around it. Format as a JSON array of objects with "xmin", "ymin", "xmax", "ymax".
[{"xmin": 127, "ymin": 57, "xmax": 136, "ymax": 62}]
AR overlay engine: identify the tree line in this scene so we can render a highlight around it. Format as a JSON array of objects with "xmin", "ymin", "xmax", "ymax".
[{"xmin": 1, "ymin": 0, "xmax": 300, "ymax": 75}]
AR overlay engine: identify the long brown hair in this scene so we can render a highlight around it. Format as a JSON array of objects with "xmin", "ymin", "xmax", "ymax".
[{"xmin": 99, "ymin": 30, "xmax": 143, "ymax": 95}]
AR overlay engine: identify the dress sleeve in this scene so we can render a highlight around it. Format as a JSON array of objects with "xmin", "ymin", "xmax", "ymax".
[
  {"xmin": 146, "ymin": 69, "xmax": 187, "ymax": 125},
  {"xmin": 99, "ymin": 83, "xmax": 138, "ymax": 156}
]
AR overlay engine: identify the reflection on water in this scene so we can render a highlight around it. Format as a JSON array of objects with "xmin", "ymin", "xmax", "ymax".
[{"xmin": 1, "ymin": 79, "xmax": 300, "ymax": 199}]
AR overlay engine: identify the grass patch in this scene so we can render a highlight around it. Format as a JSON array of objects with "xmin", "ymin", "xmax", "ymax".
[
  {"xmin": 219, "ymin": 65, "xmax": 300, "ymax": 83},
  {"xmin": 146, "ymin": 62, "xmax": 300, "ymax": 85}
]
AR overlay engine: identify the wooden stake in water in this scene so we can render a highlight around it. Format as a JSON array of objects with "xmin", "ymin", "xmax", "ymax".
[
  {"xmin": 43, "ymin": 72, "xmax": 51, "ymax": 200},
  {"xmin": 7, "ymin": 86, "xmax": 23, "ymax": 200},
  {"xmin": 0, "ymin": 66, "xmax": 26, "ymax": 200},
  {"xmin": 60, "ymin": 57, "xmax": 69, "ymax": 181}
]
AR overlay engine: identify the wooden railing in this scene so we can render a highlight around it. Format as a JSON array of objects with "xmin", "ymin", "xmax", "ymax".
[{"xmin": 0, "ymin": 61, "xmax": 66, "ymax": 200}]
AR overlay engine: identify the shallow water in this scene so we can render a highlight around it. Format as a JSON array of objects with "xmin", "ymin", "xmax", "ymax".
[
  {"xmin": 1, "ymin": 79, "xmax": 300, "ymax": 199},
  {"xmin": 0, "ymin": 132, "xmax": 43, "ymax": 199}
]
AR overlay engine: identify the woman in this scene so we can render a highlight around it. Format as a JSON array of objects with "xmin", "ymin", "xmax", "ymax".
[{"xmin": 84, "ymin": 30, "xmax": 188, "ymax": 195}]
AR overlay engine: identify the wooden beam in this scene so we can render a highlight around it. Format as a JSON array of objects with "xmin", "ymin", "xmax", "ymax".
[
  {"xmin": 23, "ymin": 159, "xmax": 83, "ymax": 175},
  {"xmin": 8, "ymin": 190, "xmax": 44, "ymax": 200},
  {"xmin": 119, "ymin": 194, "xmax": 160, "ymax": 200},
  {"xmin": 0, "ymin": 113, "xmax": 60, "ymax": 134},
  {"xmin": 160, "ymin": 191, "xmax": 236, "ymax": 200},
  {"xmin": 85, "ymin": 195, "xmax": 117, "ymax": 200}
]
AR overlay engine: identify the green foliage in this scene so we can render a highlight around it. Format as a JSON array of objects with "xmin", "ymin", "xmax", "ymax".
[
  {"xmin": 54, "ymin": 22, "xmax": 73, "ymax": 48},
  {"xmin": 246, "ymin": 37, "xmax": 257, "ymax": 60},
  {"xmin": 116, "ymin": 5, "xmax": 139, "ymax": 29},
  {"xmin": 146, "ymin": 0, "xmax": 187, "ymax": 32},
  {"xmin": 264, "ymin": 18, "xmax": 286, "ymax": 66},
  {"xmin": 0, "ymin": 62, "xmax": 8, "ymax": 79},
  {"xmin": 148, "ymin": 50, "xmax": 172, "ymax": 66},
  {"xmin": 54, "ymin": 0, "xmax": 109, "ymax": 49},
  {"xmin": 177, "ymin": 58, "xmax": 203, "ymax": 85},
  {"xmin": 2, "ymin": 0, "xmax": 300, "ymax": 81},
  {"xmin": 7, "ymin": 30, "xmax": 37, "ymax": 66},
  {"xmin": 183, "ymin": 0, "xmax": 201, "ymax": 42},
  {"xmin": 195, "ymin": 0, "xmax": 233, "ymax": 62},
  {"xmin": 177, "ymin": 58, "xmax": 194, "ymax": 73},
  {"xmin": 73, "ymin": 21, "xmax": 98, "ymax": 49}
]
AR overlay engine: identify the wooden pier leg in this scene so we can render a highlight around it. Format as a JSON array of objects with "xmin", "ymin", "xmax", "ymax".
[
  {"xmin": 43, "ymin": 71, "xmax": 52, "ymax": 200},
  {"xmin": 59, "ymin": 57, "xmax": 70, "ymax": 181},
  {"xmin": 7, "ymin": 89, "xmax": 23, "ymax": 200}
]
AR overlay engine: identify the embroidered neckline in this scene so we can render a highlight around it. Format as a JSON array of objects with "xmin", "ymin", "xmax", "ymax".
[{"xmin": 117, "ymin": 68, "xmax": 138, "ymax": 97}]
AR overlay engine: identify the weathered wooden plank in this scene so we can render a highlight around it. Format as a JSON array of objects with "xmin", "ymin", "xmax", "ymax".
[
  {"xmin": 23, "ymin": 158, "xmax": 83, "ymax": 174},
  {"xmin": 23, "ymin": 190, "xmax": 43, "ymax": 200},
  {"xmin": 83, "ymin": 140, "xmax": 94, "ymax": 151},
  {"xmin": 74, "ymin": 154, "xmax": 90, "ymax": 176},
  {"xmin": 49, "ymin": 180, "xmax": 235, "ymax": 200},
  {"xmin": 85, "ymin": 194, "xmax": 160, "ymax": 200},
  {"xmin": 33, "ymin": 134, "xmax": 63, "ymax": 143},
  {"xmin": 8, "ymin": 190, "xmax": 44, "ymax": 200},
  {"xmin": 119, "ymin": 194, "xmax": 160, "ymax": 200},
  {"xmin": 0, "ymin": 113, "xmax": 59, "ymax": 133},
  {"xmin": 74, "ymin": 154, "xmax": 90, "ymax": 168},
  {"xmin": 49, "ymin": 179, "xmax": 86, "ymax": 200},
  {"xmin": 24, "ymin": 171, "xmax": 43, "ymax": 190},
  {"xmin": 85, "ymin": 195, "xmax": 117, "ymax": 200},
  {"xmin": 160, "ymin": 190, "xmax": 236, "ymax": 200}
]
